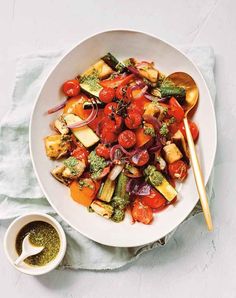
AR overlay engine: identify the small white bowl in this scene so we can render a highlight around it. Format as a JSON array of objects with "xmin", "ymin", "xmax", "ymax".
[{"xmin": 4, "ymin": 213, "xmax": 67, "ymax": 275}]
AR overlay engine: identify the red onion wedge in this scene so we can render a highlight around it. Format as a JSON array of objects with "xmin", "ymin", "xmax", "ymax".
[
  {"xmin": 126, "ymin": 179, "xmax": 151, "ymax": 196},
  {"xmin": 67, "ymin": 99, "xmax": 98, "ymax": 129},
  {"xmin": 47, "ymin": 98, "xmax": 68, "ymax": 114},
  {"xmin": 108, "ymin": 164, "xmax": 125, "ymax": 181}
]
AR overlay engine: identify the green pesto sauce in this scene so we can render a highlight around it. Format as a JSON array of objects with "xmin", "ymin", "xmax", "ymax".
[
  {"xmin": 88, "ymin": 151, "xmax": 107, "ymax": 180},
  {"xmin": 16, "ymin": 221, "xmax": 60, "ymax": 266},
  {"xmin": 64, "ymin": 157, "xmax": 79, "ymax": 175},
  {"xmin": 144, "ymin": 126, "xmax": 156, "ymax": 137},
  {"xmin": 144, "ymin": 165, "xmax": 164, "ymax": 187},
  {"xmin": 80, "ymin": 69, "xmax": 101, "ymax": 91},
  {"xmin": 160, "ymin": 123, "xmax": 169, "ymax": 137}
]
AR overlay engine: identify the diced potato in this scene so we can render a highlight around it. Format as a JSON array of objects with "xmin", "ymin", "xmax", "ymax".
[
  {"xmin": 54, "ymin": 117, "xmax": 69, "ymax": 135},
  {"xmin": 44, "ymin": 135, "xmax": 70, "ymax": 159},
  {"xmin": 90, "ymin": 200, "xmax": 113, "ymax": 219},
  {"xmin": 163, "ymin": 143, "xmax": 183, "ymax": 164},
  {"xmin": 82, "ymin": 60, "xmax": 114, "ymax": 79}
]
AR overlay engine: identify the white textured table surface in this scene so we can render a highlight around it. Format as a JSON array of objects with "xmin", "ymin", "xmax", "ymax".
[{"xmin": 0, "ymin": 0, "xmax": 235, "ymax": 297}]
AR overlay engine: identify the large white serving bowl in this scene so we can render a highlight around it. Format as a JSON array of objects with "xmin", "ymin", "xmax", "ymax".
[{"xmin": 30, "ymin": 30, "xmax": 217, "ymax": 247}]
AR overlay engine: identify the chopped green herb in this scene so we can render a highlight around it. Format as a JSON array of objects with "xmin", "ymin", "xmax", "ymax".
[
  {"xmin": 88, "ymin": 151, "xmax": 108, "ymax": 180},
  {"xmin": 80, "ymin": 69, "xmax": 101, "ymax": 91},
  {"xmin": 78, "ymin": 179, "xmax": 94, "ymax": 190},
  {"xmin": 144, "ymin": 126, "xmax": 156, "ymax": 137},
  {"xmin": 144, "ymin": 165, "xmax": 164, "ymax": 187},
  {"xmin": 64, "ymin": 157, "xmax": 80, "ymax": 175},
  {"xmin": 160, "ymin": 123, "xmax": 169, "ymax": 137}
]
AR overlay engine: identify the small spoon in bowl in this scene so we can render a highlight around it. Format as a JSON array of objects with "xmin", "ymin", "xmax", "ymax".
[
  {"xmin": 166, "ymin": 72, "xmax": 213, "ymax": 231},
  {"xmin": 14, "ymin": 234, "xmax": 44, "ymax": 266}
]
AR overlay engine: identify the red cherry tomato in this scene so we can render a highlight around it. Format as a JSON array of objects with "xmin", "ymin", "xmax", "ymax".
[
  {"xmin": 116, "ymin": 85, "xmax": 128, "ymax": 100},
  {"xmin": 118, "ymin": 130, "xmax": 136, "ymax": 149},
  {"xmin": 128, "ymin": 96, "xmax": 150, "ymax": 115},
  {"xmin": 104, "ymin": 102, "xmax": 118, "ymax": 116},
  {"xmin": 131, "ymin": 200, "xmax": 153, "ymax": 224},
  {"xmin": 179, "ymin": 120, "xmax": 199, "ymax": 142},
  {"xmin": 168, "ymin": 97, "xmax": 184, "ymax": 122},
  {"xmin": 114, "ymin": 115, "xmax": 123, "ymax": 132},
  {"xmin": 101, "ymin": 129, "xmax": 118, "ymax": 144},
  {"xmin": 96, "ymin": 144, "xmax": 110, "ymax": 159},
  {"xmin": 99, "ymin": 87, "xmax": 115, "ymax": 103},
  {"xmin": 71, "ymin": 145, "xmax": 89, "ymax": 165},
  {"xmin": 125, "ymin": 111, "xmax": 142, "ymax": 129},
  {"xmin": 141, "ymin": 189, "xmax": 166, "ymax": 209},
  {"xmin": 132, "ymin": 150, "xmax": 149, "ymax": 166},
  {"xmin": 168, "ymin": 160, "xmax": 188, "ymax": 181},
  {"xmin": 62, "ymin": 80, "xmax": 80, "ymax": 97}
]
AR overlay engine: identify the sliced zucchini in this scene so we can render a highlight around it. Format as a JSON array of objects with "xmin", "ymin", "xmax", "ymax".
[
  {"xmin": 83, "ymin": 101, "xmax": 105, "ymax": 110},
  {"xmin": 63, "ymin": 114, "xmax": 99, "ymax": 148},
  {"xmin": 82, "ymin": 59, "xmax": 114, "ymax": 79},
  {"xmin": 144, "ymin": 165, "xmax": 177, "ymax": 201},
  {"xmin": 98, "ymin": 178, "xmax": 116, "ymax": 203},
  {"xmin": 90, "ymin": 200, "xmax": 113, "ymax": 219},
  {"xmin": 80, "ymin": 82, "xmax": 102, "ymax": 98},
  {"xmin": 101, "ymin": 52, "xmax": 126, "ymax": 72}
]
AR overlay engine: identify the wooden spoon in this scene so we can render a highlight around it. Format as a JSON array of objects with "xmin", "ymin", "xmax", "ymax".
[{"xmin": 167, "ymin": 72, "xmax": 213, "ymax": 231}]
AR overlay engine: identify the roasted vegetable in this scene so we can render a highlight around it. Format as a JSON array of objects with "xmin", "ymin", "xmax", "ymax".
[
  {"xmin": 90, "ymin": 200, "xmax": 113, "ymax": 218},
  {"xmin": 163, "ymin": 143, "xmax": 183, "ymax": 164},
  {"xmin": 63, "ymin": 157, "xmax": 86, "ymax": 179},
  {"xmin": 101, "ymin": 52, "xmax": 126, "ymax": 72},
  {"xmin": 54, "ymin": 116, "xmax": 69, "ymax": 135},
  {"xmin": 82, "ymin": 59, "xmax": 114, "ymax": 79},
  {"xmin": 160, "ymin": 79, "xmax": 186, "ymax": 100},
  {"xmin": 98, "ymin": 178, "xmax": 116, "ymax": 202},
  {"xmin": 144, "ymin": 165, "xmax": 177, "ymax": 201},
  {"xmin": 63, "ymin": 113, "xmax": 99, "ymax": 148},
  {"xmin": 111, "ymin": 173, "xmax": 130, "ymax": 222},
  {"xmin": 135, "ymin": 61, "xmax": 159, "ymax": 83},
  {"xmin": 50, "ymin": 164, "xmax": 70, "ymax": 185},
  {"xmin": 172, "ymin": 130, "xmax": 190, "ymax": 164},
  {"xmin": 44, "ymin": 134, "xmax": 71, "ymax": 159},
  {"xmin": 80, "ymin": 69, "xmax": 102, "ymax": 98},
  {"xmin": 88, "ymin": 151, "xmax": 108, "ymax": 180},
  {"xmin": 70, "ymin": 178, "xmax": 97, "ymax": 207}
]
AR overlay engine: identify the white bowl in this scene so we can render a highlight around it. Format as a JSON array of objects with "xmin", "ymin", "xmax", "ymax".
[
  {"xmin": 30, "ymin": 29, "xmax": 217, "ymax": 247},
  {"xmin": 4, "ymin": 213, "xmax": 67, "ymax": 275}
]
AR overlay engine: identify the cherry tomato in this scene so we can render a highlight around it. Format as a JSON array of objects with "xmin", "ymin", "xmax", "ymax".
[
  {"xmin": 100, "ymin": 115, "xmax": 122, "ymax": 133},
  {"xmin": 118, "ymin": 130, "xmax": 136, "ymax": 149},
  {"xmin": 168, "ymin": 160, "xmax": 188, "ymax": 181},
  {"xmin": 141, "ymin": 189, "xmax": 166, "ymax": 209},
  {"xmin": 168, "ymin": 97, "xmax": 184, "ymax": 122},
  {"xmin": 99, "ymin": 87, "xmax": 115, "ymax": 103},
  {"xmin": 179, "ymin": 120, "xmax": 199, "ymax": 142},
  {"xmin": 132, "ymin": 150, "xmax": 149, "ymax": 166},
  {"xmin": 96, "ymin": 144, "xmax": 111, "ymax": 159},
  {"xmin": 71, "ymin": 145, "xmax": 89, "ymax": 165},
  {"xmin": 116, "ymin": 84, "xmax": 128, "ymax": 101},
  {"xmin": 101, "ymin": 129, "xmax": 118, "ymax": 144},
  {"xmin": 128, "ymin": 96, "xmax": 150, "ymax": 115},
  {"xmin": 125, "ymin": 111, "xmax": 142, "ymax": 129},
  {"xmin": 131, "ymin": 200, "xmax": 153, "ymax": 224},
  {"xmin": 104, "ymin": 102, "xmax": 118, "ymax": 116},
  {"xmin": 62, "ymin": 79, "xmax": 80, "ymax": 97}
]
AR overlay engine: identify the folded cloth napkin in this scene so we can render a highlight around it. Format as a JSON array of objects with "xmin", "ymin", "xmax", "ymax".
[{"xmin": 0, "ymin": 46, "xmax": 216, "ymax": 270}]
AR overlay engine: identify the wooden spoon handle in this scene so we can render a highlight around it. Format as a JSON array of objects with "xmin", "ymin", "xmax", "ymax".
[{"xmin": 183, "ymin": 117, "xmax": 213, "ymax": 231}]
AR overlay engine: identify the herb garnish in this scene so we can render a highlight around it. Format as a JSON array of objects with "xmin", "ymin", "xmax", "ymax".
[
  {"xmin": 80, "ymin": 69, "xmax": 101, "ymax": 91},
  {"xmin": 160, "ymin": 123, "xmax": 169, "ymax": 137}
]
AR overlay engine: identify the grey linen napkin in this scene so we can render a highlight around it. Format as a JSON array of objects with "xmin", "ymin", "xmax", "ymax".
[{"xmin": 0, "ymin": 46, "xmax": 216, "ymax": 270}]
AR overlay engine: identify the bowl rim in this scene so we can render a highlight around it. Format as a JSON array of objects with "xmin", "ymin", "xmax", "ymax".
[
  {"xmin": 4, "ymin": 212, "xmax": 67, "ymax": 275},
  {"xmin": 29, "ymin": 29, "xmax": 217, "ymax": 247}
]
